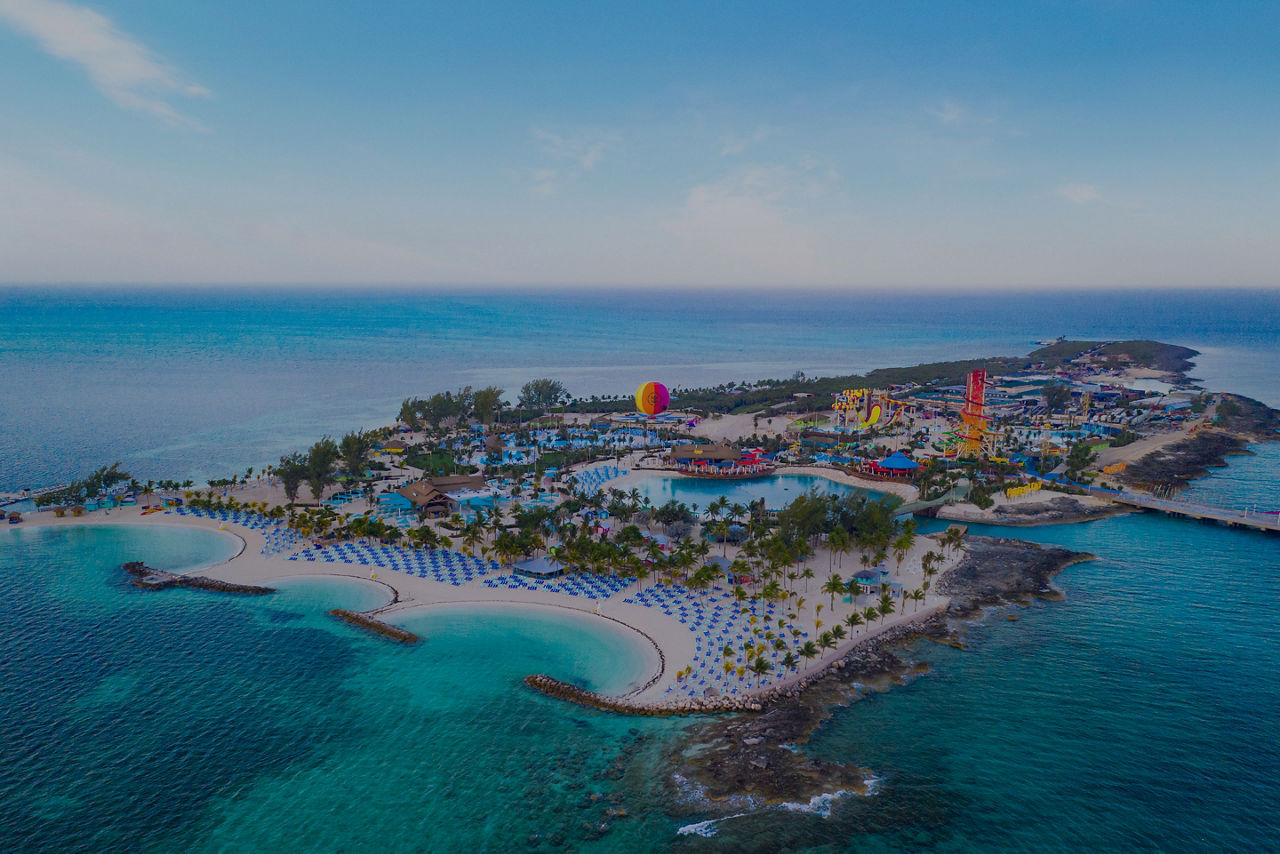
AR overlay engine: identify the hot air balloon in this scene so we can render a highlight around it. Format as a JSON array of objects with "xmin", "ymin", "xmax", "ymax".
[{"xmin": 635, "ymin": 381, "xmax": 670, "ymax": 417}]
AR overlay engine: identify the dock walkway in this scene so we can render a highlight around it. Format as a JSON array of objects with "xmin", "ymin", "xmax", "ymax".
[{"xmin": 1111, "ymin": 493, "xmax": 1280, "ymax": 534}]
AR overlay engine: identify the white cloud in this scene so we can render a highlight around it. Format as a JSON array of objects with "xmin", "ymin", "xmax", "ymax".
[
  {"xmin": 530, "ymin": 168, "xmax": 557, "ymax": 197},
  {"xmin": 0, "ymin": 0, "xmax": 209, "ymax": 127},
  {"xmin": 532, "ymin": 126, "xmax": 619, "ymax": 171},
  {"xmin": 719, "ymin": 124, "xmax": 777, "ymax": 156},
  {"xmin": 928, "ymin": 99, "xmax": 967, "ymax": 125},
  {"xmin": 1057, "ymin": 182, "xmax": 1103, "ymax": 204},
  {"xmin": 659, "ymin": 161, "xmax": 842, "ymax": 284}
]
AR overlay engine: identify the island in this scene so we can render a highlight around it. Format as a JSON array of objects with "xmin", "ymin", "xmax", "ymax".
[{"xmin": 4, "ymin": 338, "xmax": 1277, "ymax": 809}]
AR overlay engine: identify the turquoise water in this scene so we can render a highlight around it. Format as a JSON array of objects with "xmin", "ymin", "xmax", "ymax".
[
  {"xmin": 1177, "ymin": 441, "xmax": 1280, "ymax": 511},
  {"xmin": 0, "ymin": 525, "xmax": 681, "ymax": 851},
  {"xmin": 682, "ymin": 512, "xmax": 1280, "ymax": 850},
  {"xmin": 630, "ymin": 472, "xmax": 876, "ymax": 511},
  {"xmin": 5, "ymin": 489, "xmax": 1278, "ymax": 849},
  {"xmin": 4, "ymin": 288, "xmax": 1280, "ymax": 849}
]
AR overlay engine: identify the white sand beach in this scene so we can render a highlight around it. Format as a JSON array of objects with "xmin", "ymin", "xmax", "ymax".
[{"xmin": 20, "ymin": 505, "xmax": 959, "ymax": 707}]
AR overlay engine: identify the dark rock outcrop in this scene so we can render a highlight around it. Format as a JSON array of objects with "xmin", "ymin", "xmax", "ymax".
[
  {"xmin": 937, "ymin": 535, "xmax": 1093, "ymax": 617},
  {"xmin": 1121, "ymin": 395, "xmax": 1279, "ymax": 490},
  {"xmin": 124, "ymin": 561, "xmax": 274, "ymax": 595},
  {"xmin": 987, "ymin": 495, "xmax": 1124, "ymax": 525},
  {"xmin": 662, "ymin": 617, "xmax": 943, "ymax": 809},
  {"xmin": 1121, "ymin": 430, "xmax": 1249, "ymax": 490},
  {"xmin": 1212, "ymin": 394, "xmax": 1280, "ymax": 439},
  {"xmin": 329, "ymin": 609, "xmax": 419, "ymax": 643}
]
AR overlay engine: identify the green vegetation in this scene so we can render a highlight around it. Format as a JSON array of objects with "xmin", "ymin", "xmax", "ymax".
[
  {"xmin": 553, "ymin": 339, "xmax": 1198, "ymax": 418},
  {"xmin": 1064, "ymin": 441, "xmax": 1097, "ymax": 482},
  {"xmin": 968, "ymin": 479, "xmax": 995, "ymax": 509},
  {"xmin": 1095, "ymin": 341, "xmax": 1198, "ymax": 373},
  {"xmin": 34, "ymin": 462, "xmax": 133, "ymax": 507},
  {"xmin": 404, "ymin": 448, "xmax": 467, "ymax": 474},
  {"xmin": 518, "ymin": 378, "xmax": 569, "ymax": 412},
  {"xmin": 1108, "ymin": 429, "xmax": 1141, "ymax": 448}
]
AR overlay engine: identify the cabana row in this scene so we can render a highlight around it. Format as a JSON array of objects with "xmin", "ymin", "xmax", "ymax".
[
  {"xmin": 482, "ymin": 572, "xmax": 634, "ymax": 600},
  {"xmin": 288, "ymin": 543, "xmax": 498, "ymax": 585},
  {"xmin": 624, "ymin": 584, "xmax": 805, "ymax": 699}
]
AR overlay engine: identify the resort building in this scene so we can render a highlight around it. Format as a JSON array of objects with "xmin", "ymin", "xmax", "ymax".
[
  {"xmin": 669, "ymin": 443, "xmax": 738, "ymax": 465},
  {"xmin": 668, "ymin": 443, "xmax": 774, "ymax": 477},
  {"xmin": 512, "ymin": 555, "xmax": 567, "ymax": 579},
  {"xmin": 428, "ymin": 474, "xmax": 488, "ymax": 492},
  {"xmin": 382, "ymin": 482, "xmax": 454, "ymax": 518}
]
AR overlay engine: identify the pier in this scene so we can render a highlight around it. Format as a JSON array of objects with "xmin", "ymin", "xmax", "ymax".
[{"xmin": 1111, "ymin": 493, "xmax": 1280, "ymax": 534}]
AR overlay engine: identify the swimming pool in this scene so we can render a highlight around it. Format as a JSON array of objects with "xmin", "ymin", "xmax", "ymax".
[{"xmin": 627, "ymin": 472, "xmax": 881, "ymax": 511}]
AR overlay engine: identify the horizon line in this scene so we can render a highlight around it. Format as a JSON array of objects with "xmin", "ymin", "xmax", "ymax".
[{"xmin": 2, "ymin": 282, "xmax": 1278, "ymax": 295}]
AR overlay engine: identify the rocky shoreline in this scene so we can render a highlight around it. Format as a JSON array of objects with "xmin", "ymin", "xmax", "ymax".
[
  {"xmin": 1121, "ymin": 394, "xmax": 1280, "ymax": 490},
  {"xmin": 659, "ymin": 534, "xmax": 1092, "ymax": 810},
  {"xmin": 938, "ymin": 495, "xmax": 1127, "ymax": 527},
  {"xmin": 1121, "ymin": 430, "xmax": 1252, "ymax": 490},
  {"xmin": 525, "ymin": 606, "xmax": 944, "ymax": 718},
  {"xmin": 938, "ymin": 535, "xmax": 1095, "ymax": 618},
  {"xmin": 123, "ymin": 561, "xmax": 274, "ymax": 595}
]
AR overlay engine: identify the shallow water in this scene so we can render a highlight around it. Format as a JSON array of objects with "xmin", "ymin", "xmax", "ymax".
[
  {"xmin": 0, "ymin": 524, "xmax": 682, "ymax": 851},
  {"xmin": 629, "ymin": 472, "xmax": 878, "ymax": 512},
  {"xmin": 5, "ymin": 488, "xmax": 1278, "ymax": 850}
]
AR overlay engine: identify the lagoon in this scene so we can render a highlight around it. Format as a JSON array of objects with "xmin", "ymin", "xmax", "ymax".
[{"xmin": 0, "ymin": 523, "xmax": 675, "ymax": 851}]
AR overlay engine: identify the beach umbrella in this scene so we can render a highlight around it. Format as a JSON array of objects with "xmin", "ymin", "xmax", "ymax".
[{"xmin": 634, "ymin": 381, "xmax": 670, "ymax": 417}]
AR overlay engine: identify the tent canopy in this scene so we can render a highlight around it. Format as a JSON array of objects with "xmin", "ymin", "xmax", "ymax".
[{"xmin": 878, "ymin": 451, "xmax": 920, "ymax": 470}]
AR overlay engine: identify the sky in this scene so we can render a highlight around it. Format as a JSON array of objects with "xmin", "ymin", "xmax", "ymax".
[{"xmin": 0, "ymin": 0, "xmax": 1276, "ymax": 288}]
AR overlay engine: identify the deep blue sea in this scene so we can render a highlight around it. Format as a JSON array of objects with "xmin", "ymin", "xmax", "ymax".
[{"xmin": 1, "ymin": 287, "xmax": 1278, "ymax": 850}]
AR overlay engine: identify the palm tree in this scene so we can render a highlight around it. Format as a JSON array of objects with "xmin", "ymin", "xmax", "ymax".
[
  {"xmin": 910, "ymin": 588, "xmax": 925, "ymax": 611},
  {"xmin": 940, "ymin": 526, "xmax": 966, "ymax": 555},
  {"xmin": 878, "ymin": 593, "xmax": 895, "ymax": 625},
  {"xmin": 818, "ymin": 631, "xmax": 836, "ymax": 656},
  {"xmin": 830, "ymin": 624, "xmax": 847, "ymax": 641},
  {"xmin": 781, "ymin": 652, "xmax": 799, "ymax": 672},
  {"xmin": 822, "ymin": 574, "xmax": 845, "ymax": 610},
  {"xmin": 799, "ymin": 641, "xmax": 819, "ymax": 670},
  {"xmin": 748, "ymin": 655, "xmax": 771, "ymax": 687},
  {"xmin": 844, "ymin": 611, "xmax": 864, "ymax": 634},
  {"xmin": 828, "ymin": 526, "xmax": 852, "ymax": 570},
  {"xmin": 863, "ymin": 606, "xmax": 879, "ymax": 627}
]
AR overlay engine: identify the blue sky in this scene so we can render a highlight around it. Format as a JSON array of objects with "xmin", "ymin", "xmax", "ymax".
[{"xmin": 0, "ymin": 0, "xmax": 1276, "ymax": 287}]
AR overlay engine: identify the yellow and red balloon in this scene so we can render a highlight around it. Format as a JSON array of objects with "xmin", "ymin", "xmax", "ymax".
[{"xmin": 635, "ymin": 381, "xmax": 670, "ymax": 416}]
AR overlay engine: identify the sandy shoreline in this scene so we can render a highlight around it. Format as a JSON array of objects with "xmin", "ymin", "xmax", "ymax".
[{"xmin": 13, "ymin": 504, "xmax": 956, "ymax": 708}]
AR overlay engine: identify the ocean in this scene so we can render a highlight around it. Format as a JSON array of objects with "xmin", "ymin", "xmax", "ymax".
[
  {"xmin": 1, "ymin": 287, "xmax": 1278, "ymax": 850},
  {"xmin": 3, "ymin": 286, "xmax": 1279, "ymax": 491}
]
